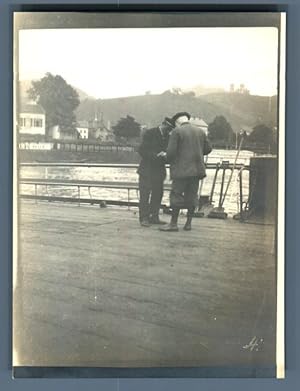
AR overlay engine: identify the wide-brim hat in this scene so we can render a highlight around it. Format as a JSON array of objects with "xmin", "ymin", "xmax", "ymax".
[{"xmin": 172, "ymin": 112, "xmax": 191, "ymax": 123}]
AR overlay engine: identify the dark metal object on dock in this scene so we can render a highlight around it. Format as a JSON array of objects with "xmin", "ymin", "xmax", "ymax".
[
  {"xmin": 207, "ymin": 206, "xmax": 228, "ymax": 219},
  {"xmin": 208, "ymin": 137, "xmax": 245, "ymax": 220},
  {"xmin": 194, "ymin": 195, "xmax": 209, "ymax": 217},
  {"xmin": 195, "ymin": 163, "xmax": 220, "ymax": 218},
  {"xmin": 207, "ymin": 162, "xmax": 229, "ymax": 219},
  {"xmin": 238, "ymin": 156, "xmax": 277, "ymax": 224}
]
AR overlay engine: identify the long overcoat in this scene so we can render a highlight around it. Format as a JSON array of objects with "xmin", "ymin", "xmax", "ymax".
[
  {"xmin": 137, "ymin": 127, "xmax": 168, "ymax": 179},
  {"xmin": 166, "ymin": 122, "xmax": 212, "ymax": 179}
]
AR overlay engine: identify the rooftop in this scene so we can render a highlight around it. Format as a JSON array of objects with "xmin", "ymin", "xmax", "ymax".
[
  {"xmin": 77, "ymin": 120, "xmax": 89, "ymax": 128},
  {"xmin": 20, "ymin": 102, "xmax": 45, "ymax": 115}
]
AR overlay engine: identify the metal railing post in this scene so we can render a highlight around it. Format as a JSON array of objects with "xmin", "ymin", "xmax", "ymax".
[{"xmin": 239, "ymin": 169, "xmax": 244, "ymax": 221}]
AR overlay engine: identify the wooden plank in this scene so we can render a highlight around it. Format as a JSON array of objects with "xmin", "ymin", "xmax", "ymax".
[{"xmin": 14, "ymin": 201, "xmax": 276, "ymax": 367}]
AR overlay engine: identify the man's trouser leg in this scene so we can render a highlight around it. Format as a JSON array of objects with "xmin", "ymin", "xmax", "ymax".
[
  {"xmin": 184, "ymin": 207, "xmax": 195, "ymax": 230},
  {"xmin": 170, "ymin": 178, "xmax": 186, "ymax": 211},
  {"xmin": 171, "ymin": 207, "xmax": 180, "ymax": 225},
  {"xmin": 138, "ymin": 175, "xmax": 151, "ymax": 222},
  {"xmin": 183, "ymin": 177, "xmax": 200, "ymax": 230},
  {"xmin": 160, "ymin": 178, "xmax": 186, "ymax": 230},
  {"xmin": 149, "ymin": 174, "xmax": 164, "ymax": 220}
]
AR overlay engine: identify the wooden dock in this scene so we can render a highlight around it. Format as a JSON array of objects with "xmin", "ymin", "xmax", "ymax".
[{"xmin": 14, "ymin": 200, "xmax": 277, "ymax": 371}]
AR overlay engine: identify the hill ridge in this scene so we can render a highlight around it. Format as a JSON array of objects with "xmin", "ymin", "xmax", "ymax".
[{"xmin": 76, "ymin": 91, "xmax": 277, "ymax": 132}]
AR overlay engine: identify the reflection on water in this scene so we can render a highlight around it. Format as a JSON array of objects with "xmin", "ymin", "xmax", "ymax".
[{"xmin": 19, "ymin": 149, "xmax": 254, "ymax": 216}]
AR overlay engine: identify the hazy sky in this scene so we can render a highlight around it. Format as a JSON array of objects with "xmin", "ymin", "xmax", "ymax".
[{"xmin": 18, "ymin": 27, "xmax": 279, "ymax": 98}]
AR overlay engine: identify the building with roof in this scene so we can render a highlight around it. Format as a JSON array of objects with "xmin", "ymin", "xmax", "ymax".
[
  {"xmin": 19, "ymin": 102, "xmax": 46, "ymax": 136},
  {"xmin": 76, "ymin": 120, "xmax": 89, "ymax": 139},
  {"xmin": 88, "ymin": 117, "xmax": 115, "ymax": 142}
]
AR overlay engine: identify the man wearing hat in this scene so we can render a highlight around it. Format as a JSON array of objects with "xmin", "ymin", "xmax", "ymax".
[
  {"xmin": 137, "ymin": 117, "xmax": 174, "ymax": 227},
  {"xmin": 160, "ymin": 112, "xmax": 212, "ymax": 232}
]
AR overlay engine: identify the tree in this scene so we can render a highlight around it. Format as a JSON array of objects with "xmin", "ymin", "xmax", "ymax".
[
  {"xmin": 112, "ymin": 115, "xmax": 141, "ymax": 141},
  {"xmin": 28, "ymin": 73, "xmax": 80, "ymax": 135},
  {"xmin": 208, "ymin": 115, "xmax": 234, "ymax": 144},
  {"xmin": 248, "ymin": 124, "xmax": 274, "ymax": 145}
]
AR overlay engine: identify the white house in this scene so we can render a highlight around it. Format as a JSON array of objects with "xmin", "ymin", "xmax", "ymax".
[
  {"xmin": 19, "ymin": 103, "xmax": 46, "ymax": 135},
  {"xmin": 76, "ymin": 120, "xmax": 89, "ymax": 139},
  {"xmin": 190, "ymin": 117, "xmax": 208, "ymax": 134}
]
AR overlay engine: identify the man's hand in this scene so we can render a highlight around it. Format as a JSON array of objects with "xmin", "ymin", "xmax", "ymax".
[{"xmin": 157, "ymin": 151, "xmax": 167, "ymax": 158}]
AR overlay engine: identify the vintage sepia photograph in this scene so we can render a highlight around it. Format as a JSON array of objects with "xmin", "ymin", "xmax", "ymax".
[{"xmin": 13, "ymin": 12, "xmax": 285, "ymax": 378}]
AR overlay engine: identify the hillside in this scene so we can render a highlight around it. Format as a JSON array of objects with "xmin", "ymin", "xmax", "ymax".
[
  {"xmin": 18, "ymin": 79, "xmax": 277, "ymax": 133},
  {"xmin": 76, "ymin": 91, "xmax": 277, "ymax": 132}
]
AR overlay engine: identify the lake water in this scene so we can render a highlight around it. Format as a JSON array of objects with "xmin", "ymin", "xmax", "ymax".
[{"xmin": 19, "ymin": 149, "xmax": 257, "ymax": 216}]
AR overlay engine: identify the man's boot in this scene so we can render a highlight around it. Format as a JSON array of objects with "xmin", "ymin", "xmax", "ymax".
[
  {"xmin": 159, "ymin": 207, "xmax": 180, "ymax": 231},
  {"xmin": 184, "ymin": 207, "xmax": 195, "ymax": 231}
]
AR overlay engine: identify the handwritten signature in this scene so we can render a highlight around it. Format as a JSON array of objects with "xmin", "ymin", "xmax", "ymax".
[{"xmin": 243, "ymin": 336, "xmax": 264, "ymax": 352}]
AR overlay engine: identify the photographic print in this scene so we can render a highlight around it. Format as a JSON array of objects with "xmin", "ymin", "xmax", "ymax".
[{"xmin": 13, "ymin": 12, "xmax": 285, "ymax": 378}]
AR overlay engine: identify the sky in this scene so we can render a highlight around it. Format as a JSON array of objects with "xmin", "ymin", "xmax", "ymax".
[{"xmin": 18, "ymin": 27, "xmax": 279, "ymax": 99}]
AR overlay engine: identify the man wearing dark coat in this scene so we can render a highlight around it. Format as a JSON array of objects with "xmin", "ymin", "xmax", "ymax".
[
  {"xmin": 137, "ymin": 118, "xmax": 174, "ymax": 226},
  {"xmin": 160, "ymin": 112, "xmax": 212, "ymax": 232}
]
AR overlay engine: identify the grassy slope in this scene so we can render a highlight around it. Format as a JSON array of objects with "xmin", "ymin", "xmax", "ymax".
[{"xmin": 76, "ymin": 92, "xmax": 277, "ymax": 132}]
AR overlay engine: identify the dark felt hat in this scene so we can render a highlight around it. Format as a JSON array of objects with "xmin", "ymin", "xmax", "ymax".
[
  {"xmin": 163, "ymin": 117, "xmax": 175, "ymax": 127},
  {"xmin": 172, "ymin": 112, "xmax": 191, "ymax": 123}
]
